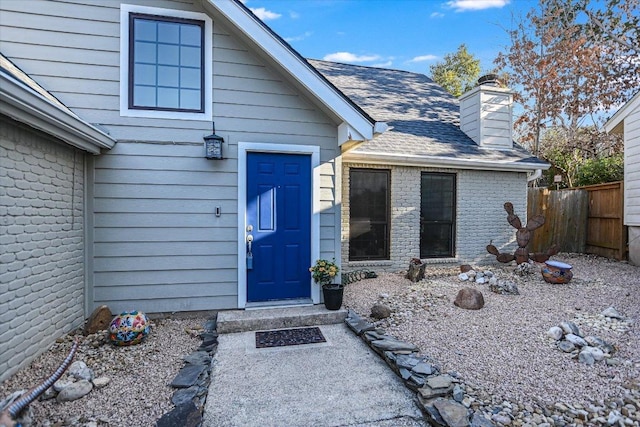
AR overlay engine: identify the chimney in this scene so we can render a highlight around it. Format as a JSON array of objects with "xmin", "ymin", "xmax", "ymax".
[{"xmin": 459, "ymin": 74, "xmax": 514, "ymax": 149}]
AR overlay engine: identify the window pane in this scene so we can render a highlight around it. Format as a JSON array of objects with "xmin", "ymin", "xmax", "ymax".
[
  {"xmin": 157, "ymin": 22, "xmax": 180, "ymax": 43},
  {"xmin": 134, "ymin": 41, "xmax": 156, "ymax": 63},
  {"xmin": 133, "ymin": 86, "xmax": 156, "ymax": 107},
  {"xmin": 181, "ymin": 25, "xmax": 201, "ymax": 46},
  {"xmin": 130, "ymin": 14, "xmax": 204, "ymax": 112},
  {"xmin": 180, "ymin": 46, "xmax": 201, "ymax": 67},
  {"xmin": 134, "ymin": 20, "xmax": 156, "ymax": 42},
  {"xmin": 180, "ymin": 89, "xmax": 201, "ymax": 110},
  {"xmin": 349, "ymin": 169, "xmax": 390, "ymax": 260},
  {"xmin": 420, "ymin": 173, "xmax": 456, "ymax": 258},
  {"xmin": 157, "ymin": 87, "xmax": 179, "ymax": 108},
  {"xmin": 180, "ymin": 68, "xmax": 201, "ymax": 89},
  {"xmin": 134, "ymin": 64, "xmax": 156, "ymax": 85},
  {"xmin": 158, "ymin": 44, "xmax": 179, "ymax": 65},
  {"xmin": 158, "ymin": 65, "xmax": 179, "ymax": 87}
]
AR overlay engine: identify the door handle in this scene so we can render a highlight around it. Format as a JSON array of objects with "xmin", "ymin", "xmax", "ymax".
[{"xmin": 246, "ymin": 234, "xmax": 254, "ymax": 270}]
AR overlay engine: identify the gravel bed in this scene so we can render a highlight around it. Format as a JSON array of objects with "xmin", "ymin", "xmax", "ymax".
[
  {"xmin": 1, "ymin": 253, "xmax": 638, "ymax": 426},
  {"xmin": 344, "ymin": 253, "xmax": 640, "ymax": 410},
  {"xmin": 0, "ymin": 316, "xmax": 206, "ymax": 426}
]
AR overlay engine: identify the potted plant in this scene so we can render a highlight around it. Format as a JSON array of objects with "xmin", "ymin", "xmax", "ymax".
[{"xmin": 309, "ymin": 259, "xmax": 342, "ymax": 310}]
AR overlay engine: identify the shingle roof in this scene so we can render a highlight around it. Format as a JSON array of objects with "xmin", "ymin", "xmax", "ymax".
[{"xmin": 309, "ymin": 59, "xmax": 547, "ymax": 169}]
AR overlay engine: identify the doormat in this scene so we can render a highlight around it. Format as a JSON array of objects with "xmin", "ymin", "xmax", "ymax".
[{"xmin": 255, "ymin": 327, "xmax": 326, "ymax": 348}]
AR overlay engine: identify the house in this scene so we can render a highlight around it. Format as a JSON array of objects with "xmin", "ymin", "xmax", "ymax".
[
  {"xmin": 605, "ymin": 91, "xmax": 640, "ymax": 266},
  {"xmin": 0, "ymin": 0, "xmax": 546, "ymax": 382},
  {"xmin": 310, "ymin": 61, "xmax": 548, "ymax": 271},
  {"xmin": 0, "ymin": 53, "xmax": 115, "ymax": 382}
]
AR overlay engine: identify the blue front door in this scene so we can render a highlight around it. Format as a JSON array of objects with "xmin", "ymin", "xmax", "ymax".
[{"xmin": 246, "ymin": 152, "xmax": 312, "ymax": 302}]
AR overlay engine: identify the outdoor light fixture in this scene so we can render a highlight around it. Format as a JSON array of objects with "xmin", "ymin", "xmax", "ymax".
[{"xmin": 204, "ymin": 122, "xmax": 224, "ymax": 160}]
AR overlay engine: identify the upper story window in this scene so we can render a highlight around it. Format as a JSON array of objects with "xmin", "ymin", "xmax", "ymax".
[
  {"xmin": 129, "ymin": 14, "xmax": 204, "ymax": 112},
  {"xmin": 120, "ymin": 5, "xmax": 212, "ymax": 121}
]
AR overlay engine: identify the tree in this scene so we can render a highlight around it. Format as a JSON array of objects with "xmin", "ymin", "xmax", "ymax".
[
  {"xmin": 429, "ymin": 44, "xmax": 481, "ymax": 97},
  {"xmin": 538, "ymin": 126, "xmax": 622, "ymax": 187},
  {"xmin": 495, "ymin": 0, "xmax": 639, "ymax": 156}
]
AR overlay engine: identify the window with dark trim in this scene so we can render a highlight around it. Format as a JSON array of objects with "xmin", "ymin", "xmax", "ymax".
[
  {"xmin": 129, "ymin": 13, "xmax": 204, "ymax": 112},
  {"xmin": 420, "ymin": 173, "xmax": 456, "ymax": 258},
  {"xmin": 349, "ymin": 169, "xmax": 390, "ymax": 261}
]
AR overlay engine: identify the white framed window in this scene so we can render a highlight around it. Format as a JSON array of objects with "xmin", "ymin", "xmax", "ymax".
[{"xmin": 120, "ymin": 4, "xmax": 212, "ymax": 121}]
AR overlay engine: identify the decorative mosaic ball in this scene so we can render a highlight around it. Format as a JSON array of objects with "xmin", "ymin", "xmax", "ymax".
[{"xmin": 108, "ymin": 311, "xmax": 150, "ymax": 346}]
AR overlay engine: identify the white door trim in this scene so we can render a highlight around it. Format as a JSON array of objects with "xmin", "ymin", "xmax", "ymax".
[{"xmin": 237, "ymin": 142, "xmax": 321, "ymax": 308}]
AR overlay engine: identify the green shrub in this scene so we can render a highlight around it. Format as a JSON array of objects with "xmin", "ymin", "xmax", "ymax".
[{"xmin": 575, "ymin": 154, "xmax": 624, "ymax": 187}]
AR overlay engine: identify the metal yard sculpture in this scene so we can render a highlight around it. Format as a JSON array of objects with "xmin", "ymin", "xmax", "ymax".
[{"xmin": 487, "ymin": 202, "xmax": 558, "ymax": 264}]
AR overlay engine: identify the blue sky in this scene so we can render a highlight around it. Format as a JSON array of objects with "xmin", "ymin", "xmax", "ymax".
[{"xmin": 243, "ymin": 0, "xmax": 537, "ymax": 75}]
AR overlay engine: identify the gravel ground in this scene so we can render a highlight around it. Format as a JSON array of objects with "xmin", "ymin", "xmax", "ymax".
[
  {"xmin": 344, "ymin": 253, "xmax": 640, "ymax": 410},
  {"xmin": 0, "ymin": 316, "xmax": 207, "ymax": 427},
  {"xmin": 1, "ymin": 253, "xmax": 638, "ymax": 426}
]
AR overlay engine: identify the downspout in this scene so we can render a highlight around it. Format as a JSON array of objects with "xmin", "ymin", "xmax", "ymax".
[{"xmin": 527, "ymin": 169, "xmax": 542, "ymax": 182}]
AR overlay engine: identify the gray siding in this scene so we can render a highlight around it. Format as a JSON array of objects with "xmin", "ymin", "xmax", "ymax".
[
  {"xmin": 624, "ymin": 104, "xmax": 640, "ymax": 226},
  {"xmin": 0, "ymin": 117, "xmax": 86, "ymax": 382},
  {"xmin": 0, "ymin": 0, "xmax": 341, "ymax": 313}
]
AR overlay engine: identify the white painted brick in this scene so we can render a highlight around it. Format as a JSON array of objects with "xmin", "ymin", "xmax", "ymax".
[
  {"xmin": 0, "ymin": 118, "xmax": 86, "ymax": 383},
  {"xmin": 342, "ymin": 162, "xmax": 528, "ymax": 271}
]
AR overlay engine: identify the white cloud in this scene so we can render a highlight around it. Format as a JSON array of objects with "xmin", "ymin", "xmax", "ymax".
[
  {"xmin": 372, "ymin": 61, "xmax": 393, "ymax": 68},
  {"xmin": 446, "ymin": 0, "xmax": 509, "ymax": 12},
  {"xmin": 409, "ymin": 54, "xmax": 438, "ymax": 63},
  {"xmin": 430, "ymin": 12, "xmax": 445, "ymax": 18},
  {"xmin": 250, "ymin": 7, "xmax": 282, "ymax": 21},
  {"xmin": 322, "ymin": 52, "xmax": 381, "ymax": 63},
  {"xmin": 284, "ymin": 31, "xmax": 313, "ymax": 42}
]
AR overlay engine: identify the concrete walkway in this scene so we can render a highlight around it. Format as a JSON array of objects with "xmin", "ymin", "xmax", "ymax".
[{"xmin": 202, "ymin": 323, "xmax": 426, "ymax": 427}]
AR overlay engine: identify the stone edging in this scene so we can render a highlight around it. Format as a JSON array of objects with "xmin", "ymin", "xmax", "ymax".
[
  {"xmin": 345, "ymin": 309, "xmax": 495, "ymax": 427},
  {"xmin": 155, "ymin": 316, "xmax": 218, "ymax": 427}
]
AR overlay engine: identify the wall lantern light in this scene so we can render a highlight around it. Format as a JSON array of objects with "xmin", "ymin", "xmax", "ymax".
[{"xmin": 204, "ymin": 122, "xmax": 224, "ymax": 160}]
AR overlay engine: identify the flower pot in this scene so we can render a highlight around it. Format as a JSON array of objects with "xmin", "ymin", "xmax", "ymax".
[
  {"xmin": 322, "ymin": 285, "xmax": 344, "ymax": 310},
  {"xmin": 541, "ymin": 260, "xmax": 573, "ymax": 284}
]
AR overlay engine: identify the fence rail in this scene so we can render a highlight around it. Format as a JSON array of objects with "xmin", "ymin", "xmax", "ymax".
[{"xmin": 527, "ymin": 181, "xmax": 627, "ymax": 260}]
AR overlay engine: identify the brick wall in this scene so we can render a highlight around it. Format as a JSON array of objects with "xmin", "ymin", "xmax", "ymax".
[
  {"xmin": 341, "ymin": 162, "xmax": 528, "ymax": 272},
  {"xmin": 0, "ymin": 117, "xmax": 86, "ymax": 383}
]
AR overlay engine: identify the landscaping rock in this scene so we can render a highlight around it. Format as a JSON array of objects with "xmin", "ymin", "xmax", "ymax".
[
  {"xmin": 602, "ymin": 307, "xmax": 624, "ymax": 320},
  {"xmin": 84, "ymin": 305, "xmax": 113, "ymax": 335},
  {"xmin": 565, "ymin": 333, "xmax": 588, "ymax": 347},
  {"xmin": 559, "ymin": 321, "xmax": 582, "ymax": 337},
  {"xmin": 454, "ymin": 288, "xmax": 484, "ymax": 310},
  {"xmin": 547, "ymin": 326, "xmax": 563, "ymax": 340},
  {"xmin": 56, "ymin": 380, "xmax": 93, "ymax": 402},
  {"xmin": 557, "ymin": 340, "xmax": 576, "ymax": 353},
  {"xmin": 156, "ymin": 401, "xmax": 202, "ymax": 427},
  {"xmin": 92, "ymin": 377, "xmax": 110, "ymax": 389},
  {"xmin": 68, "ymin": 361, "xmax": 94, "ymax": 382},
  {"xmin": 170, "ymin": 365, "xmax": 207, "ymax": 388},
  {"xmin": 370, "ymin": 304, "xmax": 392, "ymax": 319},
  {"xmin": 434, "ymin": 399, "xmax": 471, "ymax": 427}
]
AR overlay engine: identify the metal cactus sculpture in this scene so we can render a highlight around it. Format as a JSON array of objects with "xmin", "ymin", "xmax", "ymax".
[{"xmin": 487, "ymin": 202, "xmax": 558, "ymax": 264}]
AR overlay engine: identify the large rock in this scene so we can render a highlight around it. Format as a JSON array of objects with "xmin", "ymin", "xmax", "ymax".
[
  {"xmin": 433, "ymin": 399, "xmax": 470, "ymax": 427},
  {"xmin": 370, "ymin": 304, "xmax": 391, "ymax": 319},
  {"xmin": 602, "ymin": 307, "xmax": 624, "ymax": 320},
  {"xmin": 406, "ymin": 259, "xmax": 427, "ymax": 282},
  {"xmin": 84, "ymin": 305, "xmax": 112, "ymax": 334},
  {"xmin": 57, "ymin": 380, "xmax": 93, "ymax": 402},
  {"xmin": 69, "ymin": 361, "xmax": 94, "ymax": 381},
  {"xmin": 565, "ymin": 334, "xmax": 588, "ymax": 348},
  {"xmin": 547, "ymin": 326, "xmax": 563, "ymax": 340},
  {"xmin": 156, "ymin": 402, "xmax": 202, "ymax": 427},
  {"xmin": 454, "ymin": 288, "xmax": 484, "ymax": 310}
]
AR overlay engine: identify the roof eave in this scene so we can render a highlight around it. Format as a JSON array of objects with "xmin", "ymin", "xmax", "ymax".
[
  {"xmin": 204, "ymin": 0, "xmax": 376, "ymax": 144},
  {"xmin": 605, "ymin": 90, "xmax": 640, "ymax": 135},
  {"xmin": 344, "ymin": 151, "xmax": 550, "ymax": 172},
  {"xmin": 0, "ymin": 73, "xmax": 116, "ymax": 154}
]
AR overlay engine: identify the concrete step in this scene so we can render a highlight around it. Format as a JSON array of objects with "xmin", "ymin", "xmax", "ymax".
[{"xmin": 217, "ymin": 305, "xmax": 348, "ymax": 334}]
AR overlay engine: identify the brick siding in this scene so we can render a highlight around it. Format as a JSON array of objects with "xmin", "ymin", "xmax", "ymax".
[
  {"xmin": 0, "ymin": 117, "xmax": 86, "ymax": 383},
  {"xmin": 342, "ymin": 162, "xmax": 528, "ymax": 272}
]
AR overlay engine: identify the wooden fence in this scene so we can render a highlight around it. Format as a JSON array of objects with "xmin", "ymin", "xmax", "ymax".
[{"xmin": 527, "ymin": 181, "xmax": 627, "ymax": 260}]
